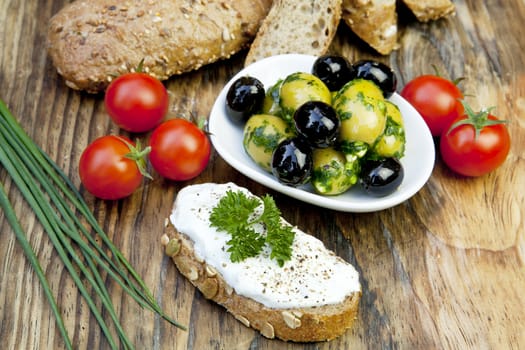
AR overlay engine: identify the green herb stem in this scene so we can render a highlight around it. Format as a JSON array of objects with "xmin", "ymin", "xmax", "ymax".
[
  {"xmin": 0, "ymin": 115, "xmax": 168, "ymax": 318},
  {"xmin": 0, "ymin": 98, "xmax": 185, "ymax": 349},
  {"xmin": 24, "ymin": 125, "xmax": 181, "ymax": 326},
  {"xmin": 0, "ymin": 132, "xmax": 123, "ymax": 349},
  {"xmin": 0, "ymin": 107, "xmax": 146, "ymax": 295},
  {"xmin": 0, "ymin": 184, "xmax": 74, "ymax": 350},
  {"xmin": 0, "ymin": 113, "xmax": 182, "ymax": 329}
]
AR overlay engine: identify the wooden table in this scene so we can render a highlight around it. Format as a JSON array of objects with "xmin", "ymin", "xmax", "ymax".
[{"xmin": 1, "ymin": 1, "xmax": 524, "ymax": 349}]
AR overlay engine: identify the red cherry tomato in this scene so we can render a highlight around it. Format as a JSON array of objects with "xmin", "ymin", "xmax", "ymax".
[
  {"xmin": 440, "ymin": 105, "xmax": 510, "ymax": 177},
  {"xmin": 149, "ymin": 119, "xmax": 211, "ymax": 181},
  {"xmin": 79, "ymin": 136, "xmax": 145, "ymax": 200},
  {"xmin": 104, "ymin": 72, "xmax": 168, "ymax": 133},
  {"xmin": 401, "ymin": 75, "xmax": 464, "ymax": 136}
]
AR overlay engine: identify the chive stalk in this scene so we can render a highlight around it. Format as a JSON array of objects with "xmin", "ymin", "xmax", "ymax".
[
  {"xmin": 0, "ymin": 99, "xmax": 185, "ymax": 349},
  {"xmin": 0, "ymin": 184, "xmax": 74, "ymax": 350}
]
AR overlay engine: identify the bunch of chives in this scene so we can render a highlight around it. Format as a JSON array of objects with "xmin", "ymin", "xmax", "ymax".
[{"xmin": 0, "ymin": 99, "xmax": 185, "ymax": 350}]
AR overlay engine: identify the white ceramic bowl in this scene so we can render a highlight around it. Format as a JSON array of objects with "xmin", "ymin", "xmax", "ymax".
[{"xmin": 209, "ymin": 54, "xmax": 435, "ymax": 212}]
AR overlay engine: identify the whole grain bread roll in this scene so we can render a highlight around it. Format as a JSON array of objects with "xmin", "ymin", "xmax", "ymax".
[
  {"xmin": 244, "ymin": 0, "xmax": 342, "ymax": 66},
  {"xmin": 161, "ymin": 183, "xmax": 361, "ymax": 342},
  {"xmin": 47, "ymin": 0, "xmax": 272, "ymax": 93}
]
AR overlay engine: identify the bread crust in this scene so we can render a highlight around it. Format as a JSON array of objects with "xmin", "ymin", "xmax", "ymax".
[
  {"xmin": 244, "ymin": 0, "xmax": 343, "ymax": 66},
  {"xmin": 162, "ymin": 223, "xmax": 361, "ymax": 342},
  {"xmin": 401, "ymin": 0, "xmax": 455, "ymax": 22},
  {"xmin": 46, "ymin": 0, "xmax": 272, "ymax": 93},
  {"xmin": 342, "ymin": 0, "xmax": 399, "ymax": 55}
]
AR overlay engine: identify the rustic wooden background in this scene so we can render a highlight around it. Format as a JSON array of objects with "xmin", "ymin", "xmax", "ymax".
[{"xmin": 1, "ymin": 0, "xmax": 524, "ymax": 349}]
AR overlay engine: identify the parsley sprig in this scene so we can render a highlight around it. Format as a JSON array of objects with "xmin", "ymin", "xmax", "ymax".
[{"xmin": 209, "ymin": 190, "xmax": 295, "ymax": 267}]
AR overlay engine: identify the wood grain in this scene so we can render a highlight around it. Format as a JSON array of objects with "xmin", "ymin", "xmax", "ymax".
[{"xmin": 1, "ymin": 0, "xmax": 524, "ymax": 349}]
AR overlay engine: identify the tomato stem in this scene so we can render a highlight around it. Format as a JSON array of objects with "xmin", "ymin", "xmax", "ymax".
[
  {"xmin": 430, "ymin": 64, "xmax": 464, "ymax": 86},
  {"xmin": 136, "ymin": 58, "xmax": 145, "ymax": 73},
  {"xmin": 118, "ymin": 137, "xmax": 153, "ymax": 180},
  {"xmin": 197, "ymin": 116, "xmax": 208, "ymax": 131},
  {"xmin": 447, "ymin": 100, "xmax": 507, "ymax": 139}
]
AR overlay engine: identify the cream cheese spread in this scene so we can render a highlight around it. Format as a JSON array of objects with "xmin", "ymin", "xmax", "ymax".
[{"xmin": 169, "ymin": 182, "xmax": 361, "ymax": 309}]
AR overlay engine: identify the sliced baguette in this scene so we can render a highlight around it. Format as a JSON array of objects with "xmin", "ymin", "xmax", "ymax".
[
  {"xmin": 161, "ymin": 183, "xmax": 361, "ymax": 342},
  {"xmin": 244, "ymin": 0, "xmax": 343, "ymax": 66},
  {"xmin": 341, "ymin": 0, "xmax": 399, "ymax": 55},
  {"xmin": 401, "ymin": 0, "xmax": 456, "ymax": 22},
  {"xmin": 47, "ymin": 0, "xmax": 272, "ymax": 93}
]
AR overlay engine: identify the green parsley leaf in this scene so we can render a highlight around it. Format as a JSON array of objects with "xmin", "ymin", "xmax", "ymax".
[
  {"xmin": 227, "ymin": 227, "xmax": 265, "ymax": 262},
  {"xmin": 209, "ymin": 190, "xmax": 259, "ymax": 233},
  {"xmin": 260, "ymin": 195, "xmax": 295, "ymax": 267},
  {"xmin": 209, "ymin": 190, "xmax": 295, "ymax": 267}
]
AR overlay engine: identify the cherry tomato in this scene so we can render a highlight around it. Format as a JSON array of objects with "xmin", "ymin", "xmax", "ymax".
[
  {"xmin": 79, "ymin": 136, "xmax": 147, "ymax": 200},
  {"xmin": 104, "ymin": 72, "xmax": 168, "ymax": 133},
  {"xmin": 440, "ymin": 105, "xmax": 510, "ymax": 177},
  {"xmin": 149, "ymin": 119, "xmax": 211, "ymax": 181},
  {"xmin": 400, "ymin": 75, "xmax": 464, "ymax": 136}
]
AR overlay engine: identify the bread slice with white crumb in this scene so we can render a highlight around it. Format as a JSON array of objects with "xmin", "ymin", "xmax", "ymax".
[
  {"xmin": 341, "ymin": 0, "xmax": 399, "ymax": 55},
  {"xmin": 161, "ymin": 183, "xmax": 361, "ymax": 342},
  {"xmin": 244, "ymin": 0, "xmax": 343, "ymax": 66},
  {"xmin": 401, "ymin": 0, "xmax": 456, "ymax": 22}
]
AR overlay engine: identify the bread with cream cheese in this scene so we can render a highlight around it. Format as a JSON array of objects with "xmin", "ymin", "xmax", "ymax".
[
  {"xmin": 161, "ymin": 183, "xmax": 361, "ymax": 342},
  {"xmin": 244, "ymin": 0, "xmax": 343, "ymax": 66}
]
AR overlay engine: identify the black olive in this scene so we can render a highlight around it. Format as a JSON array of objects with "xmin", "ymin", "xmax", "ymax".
[
  {"xmin": 271, "ymin": 137, "xmax": 313, "ymax": 187},
  {"xmin": 360, "ymin": 158, "xmax": 404, "ymax": 197},
  {"xmin": 225, "ymin": 76, "xmax": 265, "ymax": 124},
  {"xmin": 293, "ymin": 101, "xmax": 340, "ymax": 148},
  {"xmin": 350, "ymin": 60, "xmax": 397, "ymax": 98},
  {"xmin": 312, "ymin": 55, "xmax": 354, "ymax": 91}
]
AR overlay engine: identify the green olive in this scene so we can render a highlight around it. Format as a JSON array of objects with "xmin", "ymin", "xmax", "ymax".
[
  {"xmin": 373, "ymin": 100, "xmax": 406, "ymax": 158},
  {"xmin": 243, "ymin": 114, "xmax": 295, "ymax": 172},
  {"xmin": 334, "ymin": 78, "xmax": 384, "ymax": 105},
  {"xmin": 311, "ymin": 147, "xmax": 358, "ymax": 195},
  {"xmin": 279, "ymin": 72, "xmax": 331, "ymax": 122},
  {"xmin": 335, "ymin": 94, "xmax": 387, "ymax": 146},
  {"xmin": 262, "ymin": 79, "xmax": 283, "ymax": 116},
  {"xmin": 385, "ymin": 100, "xmax": 403, "ymax": 125}
]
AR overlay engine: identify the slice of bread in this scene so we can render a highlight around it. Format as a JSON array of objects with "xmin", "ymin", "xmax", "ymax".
[
  {"xmin": 161, "ymin": 183, "xmax": 361, "ymax": 342},
  {"xmin": 401, "ymin": 0, "xmax": 456, "ymax": 22},
  {"xmin": 341, "ymin": 0, "xmax": 399, "ymax": 55},
  {"xmin": 244, "ymin": 0, "xmax": 343, "ymax": 66}
]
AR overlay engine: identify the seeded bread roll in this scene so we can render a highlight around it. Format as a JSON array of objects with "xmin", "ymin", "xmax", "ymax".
[
  {"xmin": 161, "ymin": 183, "xmax": 361, "ymax": 342},
  {"xmin": 244, "ymin": 0, "xmax": 343, "ymax": 66},
  {"xmin": 401, "ymin": 0, "xmax": 455, "ymax": 22},
  {"xmin": 47, "ymin": 0, "xmax": 272, "ymax": 93},
  {"xmin": 341, "ymin": 0, "xmax": 399, "ymax": 55}
]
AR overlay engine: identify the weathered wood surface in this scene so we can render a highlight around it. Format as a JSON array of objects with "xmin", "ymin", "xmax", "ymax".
[{"xmin": 1, "ymin": 0, "xmax": 524, "ymax": 349}]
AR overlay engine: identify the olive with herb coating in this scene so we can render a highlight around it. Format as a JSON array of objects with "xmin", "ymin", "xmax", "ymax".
[
  {"xmin": 271, "ymin": 137, "xmax": 312, "ymax": 186},
  {"xmin": 226, "ymin": 76, "xmax": 265, "ymax": 124},
  {"xmin": 312, "ymin": 55, "xmax": 354, "ymax": 91},
  {"xmin": 311, "ymin": 147, "xmax": 357, "ymax": 195},
  {"xmin": 360, "ymin": 157, "xmax": 404, "ymax": 197},
  {"xmin": 243, "ymin": 114, "xmax": 295, "ymax": 172},
  {"xmin": 279, "ymin": 72, "xmax": 331, "ymax": 123},
  {"xmin": 334, "ymin": 78, "xmax": 384, "ymax": 102},
  {"xmin": 293, "ymin": 101, "xmax": 340, "ymax": 148},
  {"xmin": 372, "ymin": 100, "xmax": 406, "ymax": 159},
  {"xmin": 335, "ymin": 94, "xmax": 387, "ymax": 146},
  {"xmin": 350, "ymin": 60, "xmax": 397, "ymax": 98},
  {"xmin": 262, "ymin": 79, "xmax": 283, "ymax": 117}
]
